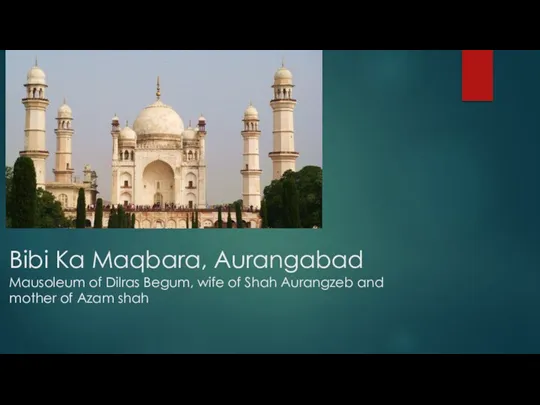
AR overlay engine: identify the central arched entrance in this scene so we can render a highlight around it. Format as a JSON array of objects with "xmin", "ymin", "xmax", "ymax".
[{"xmin": 143, "ymin": 160, "xmax": 175, "ymax": 207}]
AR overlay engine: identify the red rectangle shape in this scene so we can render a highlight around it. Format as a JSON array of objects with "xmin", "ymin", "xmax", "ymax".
[{"xmin": 462, "ymin": 50, "xmax": 494, "ymax": 102}]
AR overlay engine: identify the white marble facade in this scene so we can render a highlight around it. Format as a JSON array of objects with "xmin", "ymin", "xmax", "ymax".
[{"xmin": 111, "ymin": 79, "xmax": 207, "ymax": 209}]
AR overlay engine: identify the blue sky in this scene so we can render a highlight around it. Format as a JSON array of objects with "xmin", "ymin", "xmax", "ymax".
[{"xmin": 5, "ymin": 50, "xmax": 322, "ymax": 203}]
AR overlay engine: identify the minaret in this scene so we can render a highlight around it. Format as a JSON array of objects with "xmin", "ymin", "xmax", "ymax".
[
  {"xmin": 110, "ymin": 114, "xmax": 120, "ymax": 206},
  {"xmin": 20, "ymin": 58, "xmax": 50, "ymax": 189},
  {"xmin": 197, "ymin": 114, "xmax": 207, "ymax": 209},
  {"xmin": 197, "ymin": 114, "xmax": 207, "ymax": 163},
  {"xmin": 53, "ymin": 99, "xmax": 75, "ymax": 183},
  {"xmin": 269, "ymin": 61, "xmax": 299, "ymax": 180},
  {"xmin": 241, "ymin": 103, "xmax": 262, "ymax": 209}
]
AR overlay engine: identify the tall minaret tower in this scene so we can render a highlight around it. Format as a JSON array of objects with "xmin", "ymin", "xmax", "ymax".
[
  {"xmin": 197, "ymin": 114, "xmax": 208, "ymax": 209},
  {"xmin": 20, "ymin": 59, "xmax": 50, "ymax": 189},
  {"xmin": 53, "ymin": 99, "xmax": 75, "ymax": 183},
  {"xmin": 241, "ymin": 103, "xmax": 262, "ymax": 209},
  {"xmin": 269, "ymin": 61, "xmax": 299, "ymax": 180},
  {"xmin": 110, "ymin": 114, "xmax": 121, "ymax": 206}
]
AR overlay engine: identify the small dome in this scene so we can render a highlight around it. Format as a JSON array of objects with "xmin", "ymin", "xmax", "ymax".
[
  {"xmin": 57, "ymin": 103, "xmax": 72, "ymax": 118},
  {"xmin": 182, "ymin": 127, "xmax": 197, "ymax": 140},
  {"xmin": 198, "ymin": 115, "xmax": 206, "ymax": 122},
  {"xmin": 112, "ymin": 115, "xmax": 120, "ymax": 122},
  {"xmin": 244, "ymin": 104, "xmax": 258, "ymax": 118},
  {"xmin": 274, "ymin": 66, "xmax": 293, "ymax": 81},
  {"xmin": 27, "ymin": 65, "xmax": 46, "ymax": 85},
  {"xmin": 119, "ymin": 125, "xmax": 137, "ymax": 140}
]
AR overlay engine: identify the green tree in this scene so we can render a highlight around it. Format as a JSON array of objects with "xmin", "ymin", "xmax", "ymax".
[
  {"xmin": 282, "ymin": 176, "xmax": 301, "ymax": 228},
  {"xmin": 235, "ymin": 201, "xmax": 243, "ymax": 228},
  {"xmin": 35, "ymin": 189, "xmax": 71, "ymax": 228},
  {"xmin": 226, "ymin": 205, "xmax": 233, "ymax": 228},
  {"xmin": 122, "ymin": 210, "xmax": 128, "ymax": 228},
  {"xmin": 117, "ymin": 205, "xmax": 126, "ymax": 228},
  {"xmin": 5, "ymin": 166, "xmax": 13, "ymax": 227},
  {"xmin": 10, "ymin": 157, "xmax": 37, "ymax": 228},
  {"xmin": 261, "ymin": 199, "xmax": 268, "ymax": 228},
  {"xmin": 108, "ymin": 207, "xmax": 117, "ymax": 228},
  {"xmin": 126, "ymin": 212, "xmax": 132, "ymax": 228},
  {"xmin": 191, "ymin": 212, "xmax": 195, "ymax": 228},
  {"xmin": 263, "ymin": 166, "xmax": 322, "ymax": 228},
  {"xmin": 6, "ymin": 163, "xmax": 71, "ymax": 228},
  {"xmin": 94, "ymin": 198, "xmax": 104, "ymax": 228},
  {"xmin": 225, "ymin": 199, "xmax": 243, "ymax": 209},
  {"xmin": 131, "ymin": 213, "xmax": 136, "ymax": 228},
  {"xmin": 75, "ymin": 188, "xmax": 86, "ymax": 228},
  {"xmin": 264, "ymin": 180, "xmax": 284, "ymax": 228},
  {"xmin": 217, "ymin": 205, "xmax": 223, "ymax": 228}
]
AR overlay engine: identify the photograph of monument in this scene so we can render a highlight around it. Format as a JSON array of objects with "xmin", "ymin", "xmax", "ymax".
[{"xmin": 5, "ymin": 50, "xmax": 322, "ymax": 229}]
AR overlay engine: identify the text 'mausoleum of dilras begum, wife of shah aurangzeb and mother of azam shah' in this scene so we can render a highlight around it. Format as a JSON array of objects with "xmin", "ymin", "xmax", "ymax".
[{"xmin": 19, "ymin": 59, "xmax": 299, "ymax": 228}]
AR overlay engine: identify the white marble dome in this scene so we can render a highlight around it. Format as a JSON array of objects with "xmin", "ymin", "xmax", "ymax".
[
  {"xmin": 119, "ymin": 125, "xmax": 137, "ymax": 140},
  {"xmin": 132, "ymin": 99, "xmax": 184, "ymax": 137},
  {"xmin": 274, "ymin": 66, "xmax": 293, "ymax": 81},
  {"xmin": 182, "ymin": 127, "xmax": 198, "ymax": 140},
  {"xmin": 244, "ymin": 104, "xmax": 258, "ymax": 118},
  {"xmin": 57, "ymin": 103, "xmax": 72, "ymax": 118},
  {"xmin": 27, "ymin": 65, "xmax": 46, "ymax": 85}
]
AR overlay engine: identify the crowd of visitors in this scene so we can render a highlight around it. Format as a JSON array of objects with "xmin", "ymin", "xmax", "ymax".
[{"xmin": 67, "ymin": 202, "xmax": 261, "ymax": 213}]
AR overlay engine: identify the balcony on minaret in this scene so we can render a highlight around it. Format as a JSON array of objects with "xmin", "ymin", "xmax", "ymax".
[
  {"xmin": 53, "ymin": 162, "xmax": 75, "ymax": 174},
  {"xmin": 20, "ymin": 149, "xmax": 50, "ymax": 156},
  {"xmin": 22, "ymin": 87, "xmax": 49, "ymax": 102},
  {"xmin": 268, "ymin": 151, "xmax": 300, "ymax": 157},
  {"xmin": 240, "ymin": 164, "xmax": 262, "ymax": 174},
  {"xmin": 270, "ymin": 87, "xmax": 296, "ymax": 103},
  {"xmin": 185, "ymin": 180, "xmax": 197, "ymax": 190}
]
